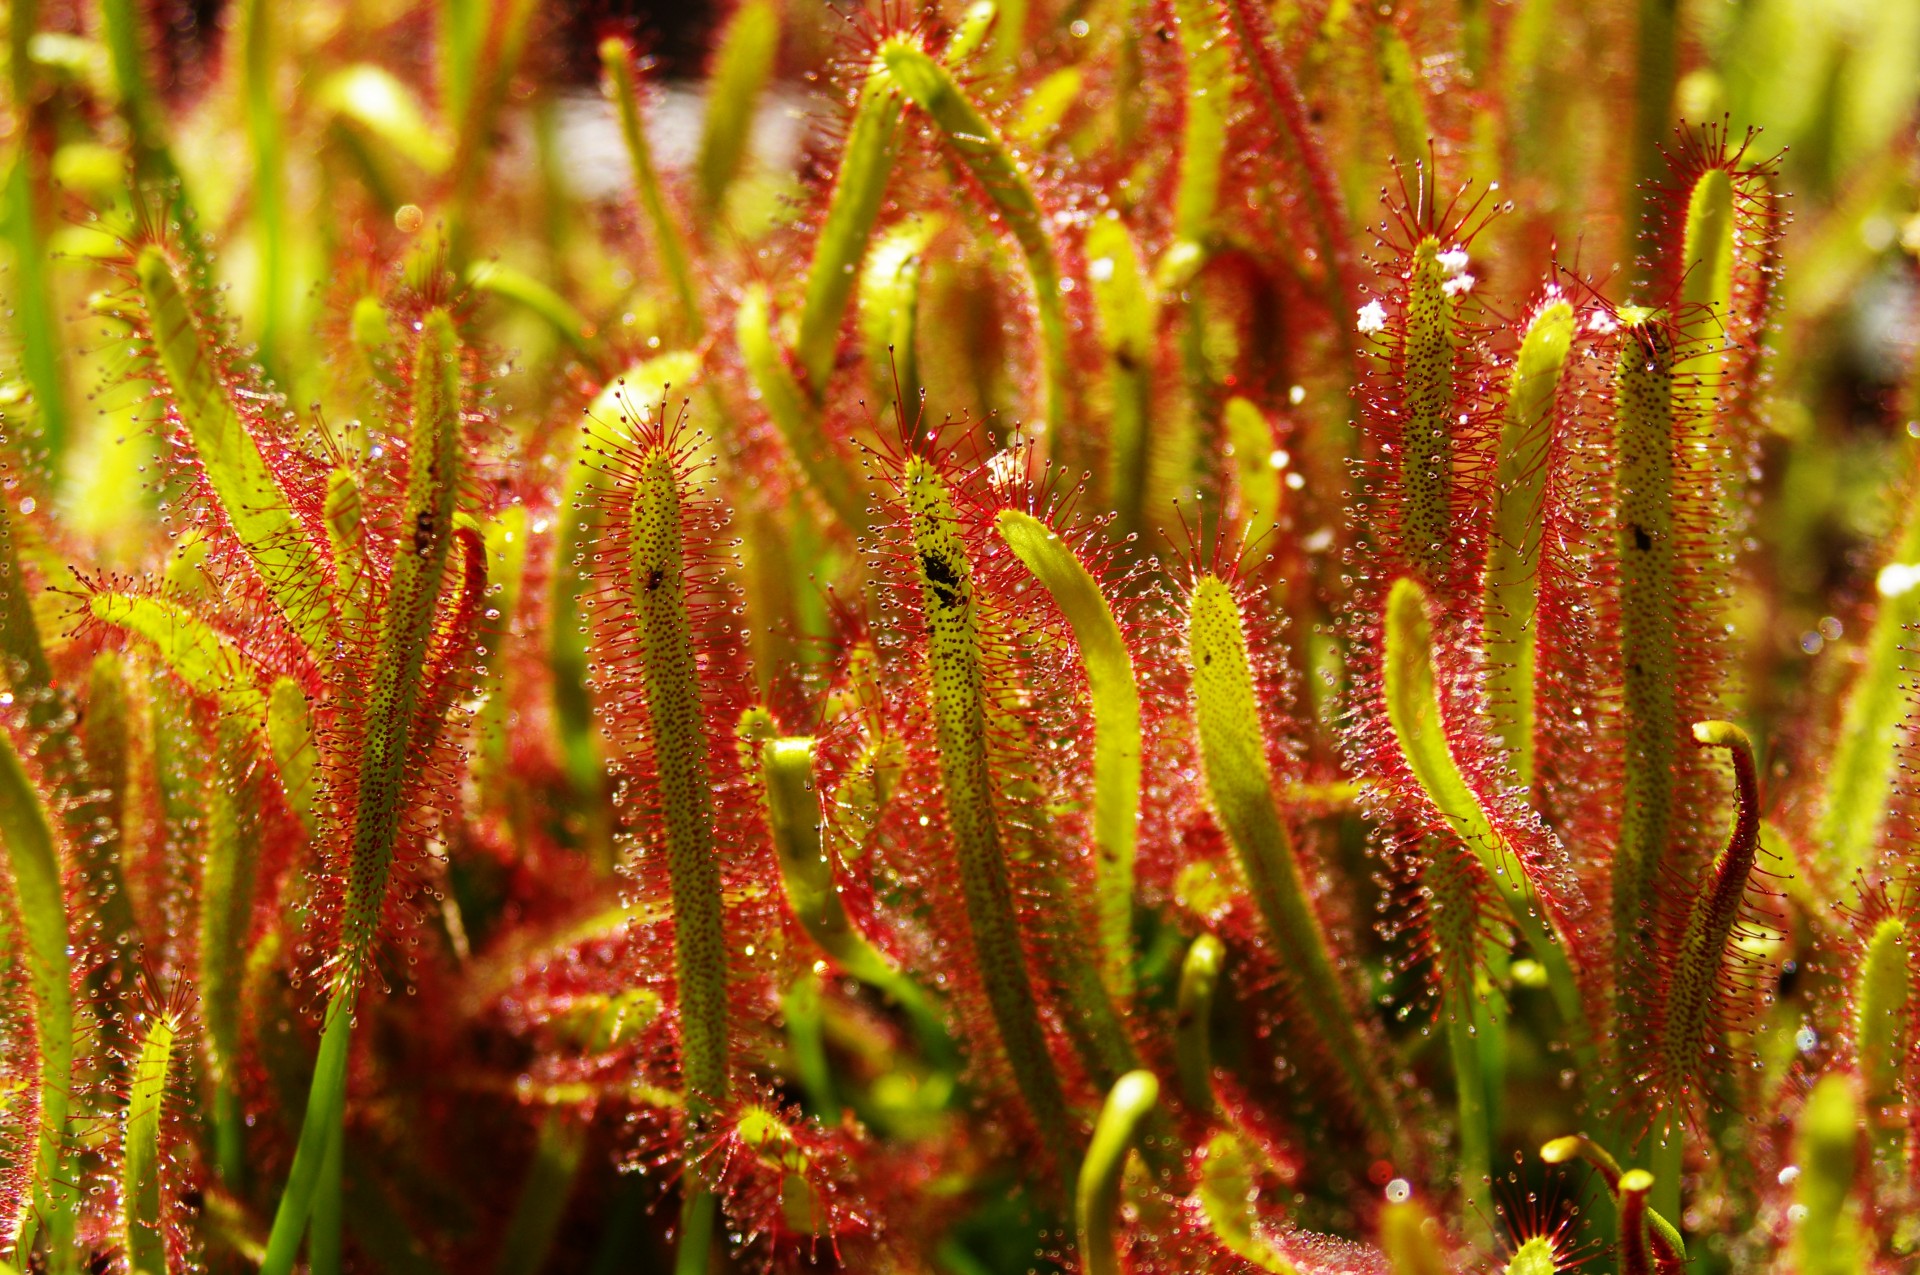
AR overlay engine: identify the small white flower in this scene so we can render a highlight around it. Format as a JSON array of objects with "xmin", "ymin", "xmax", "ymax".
[
  {"xmin": 1441, "ymin": 273, "xmax": 1475, "ymax": 297},
  {"xmin": 1437, "ymin": 246, "xmax": 1470, "ymax": 276},
  {"xmin": 1356, "ymin": 300, "xmax": 1388, "ymax": 334}
]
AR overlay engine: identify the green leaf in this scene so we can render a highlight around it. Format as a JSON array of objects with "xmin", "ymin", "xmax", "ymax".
[
  {"xmin": 132, "ymin": 247, "xmax": 338, "ymax": 661},
  {"xmin": 695, "ymin": 0, "xmax": 780, "ymax": 215},
  {"xmin": 600, "ymin": 37, "xmax": 703, "ymax": 340},
  {"xmin": 1187, "ymin": 573, "xmax": 1400, "ymax": 1149},
  {"xmin": 881, "ymin": 39, "xmax": 1072, "ymax": 449},
  {"xmin": 0, "ymin": 729, "xmax": 72, "ymax": 1260},
  {"xmin": 89, "ymin": 593, "xmax": 270, "ymax": 734},
  {"xmin": 1075, "ymin": 1071, "xmax": 1159, "ymax": 1275},
  {"xmin": 1481, "ymin": 298, "xmax": 1574, "ymax": 791},
  {"xmin": 996, "ymin": 510, "xmax": 1141, "ymax": 1002},
  {"xmin": 122, "ymin": 1006, "xmax": 181, "ymax": 1275}
]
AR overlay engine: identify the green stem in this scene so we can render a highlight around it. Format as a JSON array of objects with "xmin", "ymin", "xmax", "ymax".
[
  {"xmin": 309, "ymin": 1122, "xmax": 342, "ymax": 1275},
  {"xmin": 1625, "ymin": 0, "xmax": 1679, "ymax": 262},
  {"xmin": 495, "ymin": 1115, "xmax": 587, "ymax": 1275}
]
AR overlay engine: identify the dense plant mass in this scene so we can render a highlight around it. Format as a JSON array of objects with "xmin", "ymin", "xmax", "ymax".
[{"xmin": 2, "ymin": 0, "xmax": 1920, "ymax": 1271}]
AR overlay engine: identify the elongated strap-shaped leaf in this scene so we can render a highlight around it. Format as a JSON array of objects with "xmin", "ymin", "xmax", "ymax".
[
  {"xmin": 600, "ymin": 37, "xmax": 703, "ymax": 339},
  {"xmin": 1076, "ymin": 1071, "xmax": 1158, "ymax": 1275},
  {"xmin": 5, "ymin": 134, "xmax": 72, "ymax": 467},
  {"xmin": 1195, "ymin": 1130, "xmax": 1301, "ymax": 1273},
  {"xmin": 1187, "ymin": 573, "xmax": 1399, "ymax": 1148},
  {"xmin": 132, "ymin": 247, "xmax": 337, "ymax": 659},
  {"xmin": 906, "ymin": 456, "xmax": 1073, "ymax": 1163},
  {"xmin": 623, "ymin": 444, "xmax": 728, "ymax": 1275},
  {"xmin": 1169, "ymin": 0, "xmax": 1232, "ymax": 247},
  {"xmin": 1612, "ymin": 312, "xmax": 1680, "ymax": 1054},
  {"xmin": 0, "ymin": 490, "xmax": 48, "ymax": 702},
  {"xmin": 266, "ymin": 677, "xmax": 318, "ymax": 834},
  {"xmin": 738, "ymin": 285, "xmax": 871, "ymax": 535},
  {"xmin": 694, "ymin": 0, "xmax": 779, "ymax": 216},
  {"xmin": 1819, "ymin": 434, "xmax": 1920, "ymax": 878},
  {"xmin": 1085, "ymin": 218, "xmax": 1156, "ymax": 537},
  {"xmin": 1176, "ymin": 933, "xmax": 1223, "ymax": 1113},
  {"xmin": 263, "ymin": 310, "xmax": 464, "ymax": 1275},
  {"xmin": 1793, "ymin": 1074, "xmax": 1863, "ymax": 1275},
  {"xmin": 1539, "ymin": 1136, "xmax": 1686, "ymax": 1268},
  {"xmin": 122, "ymin": 1007, "xmax": 180, "ymax": 1275},
  {"xmin": 757, "ymin": 730, "xmax": 952, "ymax": 1062},
  {"xmin": 996, "ymin": 510, "xmax": 1140, "ymax": 1003},
  {"xmin": 89, "ymin": 593, "xmax": 270, "ymax": 734},
  {"xmin": 0, "ymin": 730, "xmax": 71, "ymax": 1260},
  {"xmin": 858, "ymin": 215, "xmax": 942, "ymax": 433},
  {"xmin": 314, "ymin": 64, "xmax": 452, "ymax": 172},
  {"xmin": 794, "ymin": 61, "xmax": 905, "ymax": 396},
  {"xmin": 1857, "ymin": 917, "xmax": 1912, "ymax": 1168},
  {"xmin": 200, "ymin": 720, "xmax": 264, "ymax": 1186},
  {"xmin": 1655, "ymin": 722, "xmax": 1759, "ymax": 1117},
  {"xmin": 553, "ymin": 353, "xmax": 700, "ymax": 801},
  {"xmin": 467, "ymin": 261, "xmax": 596, "ymax": 358},
  {"xmin": 80, "ymin": 653, "xmax": 139, "ymax": 1001},
  {"xmin": 1395, "ymin": 238, "xmax": 1464, "ymax": 582},
  {"xmin": 1223, "ymin": 398, "xmax": 1281, "ymax": 551},
  {"xmin": 339, "ymin": 307, "xmax": 463, "ymax": 984},
  {"xmin": 881, "ymin": 40, "xmax": 1071, "ymax": 449},
  {"xmin": 1382, "ymin": 576, "xmax": 1591, "ymax": 1052},
  {"xmin": 1481, "ymin": 298, "xmax": 1574, "ymax": 790},
  {"xmin": 1617, "ymin": 1168, "xmax": 1655, "ymax": 1275}
]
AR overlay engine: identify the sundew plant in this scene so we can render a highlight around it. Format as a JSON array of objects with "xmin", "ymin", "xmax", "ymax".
[{"xmin": 2, "ymin": 0, "xmax": 1920, "ymax": 1272}]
